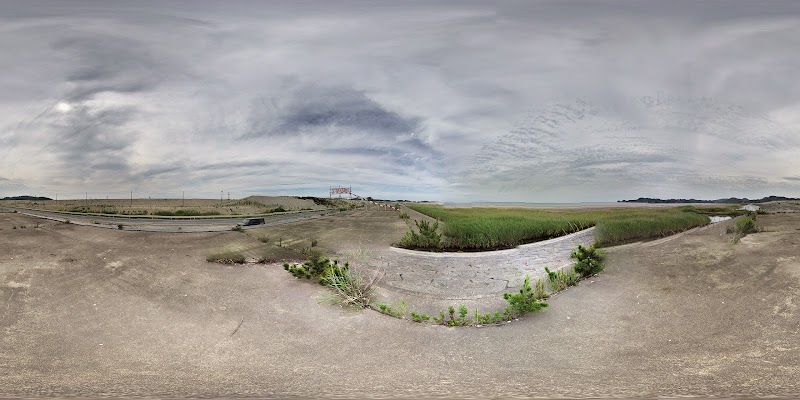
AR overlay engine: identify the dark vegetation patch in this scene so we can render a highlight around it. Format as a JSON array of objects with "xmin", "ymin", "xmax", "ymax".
[
  {"xmin": 152, "ymin": 210, "xmax": 222, "ymax": 216},
  {"xmin": 206, "ymin": 250, "xmax": 246, "ymax": 264}
]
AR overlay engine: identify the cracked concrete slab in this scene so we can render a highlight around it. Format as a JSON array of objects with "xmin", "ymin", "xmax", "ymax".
[{"xmin": 369, "ymin": 228, "xmax": 594, "ymax": 304}]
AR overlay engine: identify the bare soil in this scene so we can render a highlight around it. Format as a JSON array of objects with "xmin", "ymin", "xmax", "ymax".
[{"xmin": 1, "ymin": 209, "xmax": 798, "ymax": 397}]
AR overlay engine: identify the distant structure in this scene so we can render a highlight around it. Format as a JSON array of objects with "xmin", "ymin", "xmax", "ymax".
[{"xmin": 330, "ymin": 186, "xmax": 353, "ymax": 199}]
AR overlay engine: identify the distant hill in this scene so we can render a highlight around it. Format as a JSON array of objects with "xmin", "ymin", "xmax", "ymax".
[
  {"xmin": 619, "ymin": 196, "xmax": 800, "ymax": 204},
  {"xmin": 2, "ymin": 195, "xmax": 52, "ymax": 201}
]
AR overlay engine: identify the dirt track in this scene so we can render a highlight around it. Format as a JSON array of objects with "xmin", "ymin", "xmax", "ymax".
[{"xmin": 1, "ymin": 210, "xmax": 798, "ymax": 397}]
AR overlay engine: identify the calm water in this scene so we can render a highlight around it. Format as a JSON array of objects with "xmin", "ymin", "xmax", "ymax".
[
  {"xmin": 444, "ymin": 202, "xmax": 714, "ymax": 208},
  {"xmin": 709, "ymin": 215, "xmax": 732, "ymax": 223}
]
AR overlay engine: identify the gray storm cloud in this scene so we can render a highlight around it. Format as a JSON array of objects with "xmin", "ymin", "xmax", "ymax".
[{"xmin": 1, "ymin": 1, "xmax": 799, "ymax": 201}]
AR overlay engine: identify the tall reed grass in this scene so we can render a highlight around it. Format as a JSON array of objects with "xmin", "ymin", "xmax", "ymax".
[{"xmin": 405, "ymin": 204, "xmax": 710, "ymax": 250}]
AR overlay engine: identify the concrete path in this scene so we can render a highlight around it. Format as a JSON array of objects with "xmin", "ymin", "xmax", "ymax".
[{"xmin": 355, "ymin": 228, "xmax": 595, "ymax": 315}]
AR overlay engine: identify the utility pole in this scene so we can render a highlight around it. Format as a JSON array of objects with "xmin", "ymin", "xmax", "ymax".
[
  {"xmin": 220, "ymin": 191, "xmax": 223, "ymax": 205},
  {"xmin": 86, "ymin": 192, "xmax": 88, "ymax": 205},
  {"xmin": 130, "ymin": 190, "xmax": 133, "ymax": 207},
  {"xmin": 182, "ymin": 191, "xmax": 185, "ymax": 207},
  {"xmin": 227, "ymin": 192, "xmax": 230, "ymax": 201}
]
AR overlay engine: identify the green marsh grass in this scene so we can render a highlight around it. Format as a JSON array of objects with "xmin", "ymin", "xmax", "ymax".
[{"xmin": 405, "ymin": 204, "xmax": 711, "ymax": 249}]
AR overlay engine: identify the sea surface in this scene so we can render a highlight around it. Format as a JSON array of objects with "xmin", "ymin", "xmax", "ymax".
[{"xmin": 442, "ymin": 202, "xmax": 714, "ymax": 208}]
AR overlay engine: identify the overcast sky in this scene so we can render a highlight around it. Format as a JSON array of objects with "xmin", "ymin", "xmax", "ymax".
[{"xmin": 2, "ymin": 1, "xmax": 799, "ymax": 202}]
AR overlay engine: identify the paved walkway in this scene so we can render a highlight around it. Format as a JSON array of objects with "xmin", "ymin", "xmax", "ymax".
[{"xmin": 367, "ymin": 228, "xmax": 595, "ymax": 300}]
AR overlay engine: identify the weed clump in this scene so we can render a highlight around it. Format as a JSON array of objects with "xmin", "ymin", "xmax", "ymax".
[
  {"xmin": 284, "ymin": 250, "xmax": 383, "ymax": 308},
  {"xmin": 545, "ymin": 266, "xmax": 579, "ymax": 292}
]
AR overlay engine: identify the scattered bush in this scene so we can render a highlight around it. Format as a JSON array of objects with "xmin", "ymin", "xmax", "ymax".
[
  {"xmin": 257, "ymin": 235, "xmax": 270, "ymax": 243},
  {"xmin": 206, "ymin": 250, "xmax": 246, "ymax": 264},
  {"xmin": 117, "ymin": 224, "xmax": 124, "ymax": 230},
  {"xmin": 410, "ymin": 312, "xmax": 431, "ymax": 323},
  {"xmin": 399, "ymin": 211, "xmax": 410, "ymax": 220},
  {"xmin": 571, "ymin": 244, "xmax": 604, "ymax": 277},
  {"xmin": 533, "ymin": 277, "xmax": 550, "ymax": 299},
  {"xmin": 231, "ymin": 225, "xmax": 244, "ymax": 232}
]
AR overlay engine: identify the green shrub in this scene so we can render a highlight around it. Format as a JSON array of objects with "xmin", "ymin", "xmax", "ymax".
[
  {"xmin": 503, "ymin": 275, "xmax": 548, "ymax": 317},
  {"xmin": 733, "ymin": 215, "xmax": 758, "ymax": 242},
  {"xmin": 258, "ymin": 235, "xmax": 270, "ymax": 243},
  {"xmin": 571, "ymin": 244, "xmax": 604, "ymax": 277},
  {"xmin": 399, "ymin": 211, "xmax": 410, "ymax": 220},
  {"xmin": 286, "ymin": 251, "xmax": 383, "ymax": 308}
]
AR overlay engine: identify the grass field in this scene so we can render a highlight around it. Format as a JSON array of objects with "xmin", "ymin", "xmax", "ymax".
[{"xmin": 405, "ymin": 204, "xmax": 715, "ymax": 249}]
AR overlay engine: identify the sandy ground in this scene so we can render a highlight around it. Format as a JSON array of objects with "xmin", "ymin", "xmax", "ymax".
[{"xmin": 1, "ymin": 209, "xmax": 798, "ymax": 397}]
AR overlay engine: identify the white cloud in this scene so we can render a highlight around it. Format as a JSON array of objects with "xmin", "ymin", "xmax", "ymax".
[{"xmin": 0, "ymin": 1, "xmax": 798, "ymax": 201}]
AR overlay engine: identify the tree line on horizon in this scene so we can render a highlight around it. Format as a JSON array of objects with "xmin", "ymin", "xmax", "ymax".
[{"xmin": 619, "ymin": 195, "xmax": 799, "ymax": 204}]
